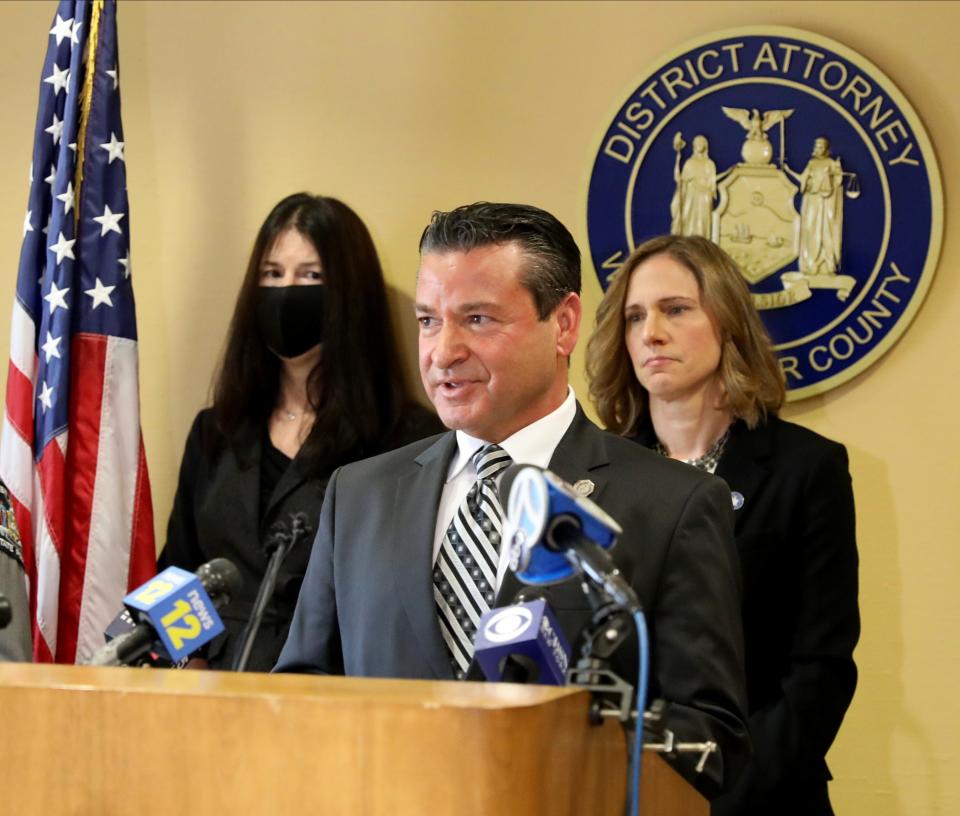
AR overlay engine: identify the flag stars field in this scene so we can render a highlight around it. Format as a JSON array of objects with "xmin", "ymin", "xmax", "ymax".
[
  {"xmin": 56, "ymin": 181, "xmax": 75, "ymax": 215},
  {"xmin": 93, "ymin": 204, "xmax": 124, "ymax": 236},
  {"xmin": 49, "ymin": 231, "xmax": 76, "ymax": 263},
  {"xmin": 44, "ymin": 281, "xmax": 69, "ymax": 314},
  {"xmin": 100, "ymin": 132, "xmax": 124, "ymax": 164},
  {"xmin": 41, "ymin": 332, "xmax": 62, "ymax": 363},
  {"xmin": 49, "ymin": 14, "xmax": 74, "ymax": 46},
  {"xmin": 45, "ymin": 112, "xmax": 64, "ymax": 145},
  {"xmin": 37, "ymin": 382, "xmax": 55, "ymax": 413},
  {"xmin": 84, "ymin": 277, "xmax": 115, "ymax": 310},
  {"xmin": 44, "ymin": 63, "xmax": 70, "ymax": 95}
]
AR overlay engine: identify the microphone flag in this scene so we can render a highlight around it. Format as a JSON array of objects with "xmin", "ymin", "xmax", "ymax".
[
  {"xmin": 123, "ymin": 566, "xmax": 225, "ymax": 663},
  {"xmin": 474, "ymin": 599, "xmax": 571, "ymax": 685},
  {"xmin": 505, "ymin": 466, "xmax": 621, "ymax": 585}
]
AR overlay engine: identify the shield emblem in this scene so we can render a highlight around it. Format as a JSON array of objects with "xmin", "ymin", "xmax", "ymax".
[{"xmin": 712, "ymin": 165, "xmax": 800, "ymax": 284}]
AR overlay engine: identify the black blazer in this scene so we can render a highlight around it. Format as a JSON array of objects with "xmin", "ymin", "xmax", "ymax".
[
  {"xmin": 276, "ymin": 407, "xmax": 751, "ymax": 799},
  {"xmin": 160, "ymin": 403, "xmax": 443, "ymax": 672},
  {"xmin": 637, "ymin": 416, "xmax": 860, "ymax": 816}
]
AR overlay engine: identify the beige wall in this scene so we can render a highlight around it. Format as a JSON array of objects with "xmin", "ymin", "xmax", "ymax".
[{"xmin": 1, "ymin": 2, "xmax": 958, "ymax": 812}]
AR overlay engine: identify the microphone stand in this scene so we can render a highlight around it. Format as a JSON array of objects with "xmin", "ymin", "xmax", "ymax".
[
  {"xmin": 232, "ymin": 513, "xmax": 308, "ymax": 672},
  {"xmin": 571, "ymin": 581, "xmax": 717, "ymax": 774}
]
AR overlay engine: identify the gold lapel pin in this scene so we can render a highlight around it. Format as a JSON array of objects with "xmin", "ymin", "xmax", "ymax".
[{"xmin": 573, "ymin": 479, "xmax": 595, "ymax": 497}]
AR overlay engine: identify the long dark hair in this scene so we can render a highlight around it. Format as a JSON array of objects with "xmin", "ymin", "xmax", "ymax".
[{"xmin": 212, "ymin": 192, "xmax": 410, "ymax": 471}]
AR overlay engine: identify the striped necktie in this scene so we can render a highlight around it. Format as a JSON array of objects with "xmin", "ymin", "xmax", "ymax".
[{"xmin": 432, "ymin": 444, "xmax": 513, "ymax": 679}]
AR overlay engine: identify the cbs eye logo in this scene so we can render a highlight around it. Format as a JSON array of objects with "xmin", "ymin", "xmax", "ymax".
[{"xmin": 483, "ymin": 606, "xmax": 534, "ymax": 643}]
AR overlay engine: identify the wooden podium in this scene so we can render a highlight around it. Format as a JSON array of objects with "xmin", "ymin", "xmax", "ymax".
[{"xmin": 0, "ymin": 663, "xmax": 706, "ymax": 815}]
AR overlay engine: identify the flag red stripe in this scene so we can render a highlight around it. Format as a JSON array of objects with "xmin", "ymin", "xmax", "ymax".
[
  {"xmin": 5, "ymin": 360, "xmax": 36, "ymax": 445},
  {"xmin": 37, "ymin": 442, "xmax": 66, "ymax": 559},
  {"xmin": 128, "ymin": 438, "xmax": 156, "ymax": 590},
  {"xmin": 54, "ymin": 335, "xmax": 108, "ymax": 664},
  {"xmin": 36, "ymin": 438, "xmax": 66, "ymax": 659}
]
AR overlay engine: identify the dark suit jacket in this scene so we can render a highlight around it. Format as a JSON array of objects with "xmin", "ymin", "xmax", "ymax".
[
  {"xmin": 276, "ymin": 407, "xmax": 751, "ymax": 798},
  {"xmin": 160, "ymin": 404, "xmax": 443, "ymax": 671},
  {"xmin": 636, "ymin": 416, "xmax": 860, "ymax": 816}
]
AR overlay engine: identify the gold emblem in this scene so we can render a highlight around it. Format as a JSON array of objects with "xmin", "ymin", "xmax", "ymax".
[{"xmin": 671, "ymin": 106, "xmax": 860, "ymax": 309}]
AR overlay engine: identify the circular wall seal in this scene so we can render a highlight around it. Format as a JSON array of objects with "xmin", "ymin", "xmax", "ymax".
[{"xmin": 586, "ymin": 26, "xmax": 942, "ymax": 400}]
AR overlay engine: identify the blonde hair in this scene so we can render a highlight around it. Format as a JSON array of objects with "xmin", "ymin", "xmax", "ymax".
[{"xmin": 586, "ymin": 235, "xmax": 785, "ymax": 435}]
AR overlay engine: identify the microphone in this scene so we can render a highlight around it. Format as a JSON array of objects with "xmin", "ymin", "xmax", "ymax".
[
  {"xmin": 474, "ymin": 598, "xmax": 571, "ymax": 685},
  {"xmin": 0, "ymin": 592, "xmax": 10, "ymax": 630},
  {"xmin": 232, "ymin": 512, "xmax": 311, "ymax": 672},
  {"xmin": 87, "ymin": 558, "xmax": 242, "ymax": 667},
  {"xmin": 502, "ymin": 465, "xmax": 641, "ymax": 612}
]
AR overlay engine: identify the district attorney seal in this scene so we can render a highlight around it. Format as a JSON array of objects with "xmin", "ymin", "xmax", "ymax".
[{"xmin": 586, "ymin": 27, "xmax": 942, "ymax": 399}]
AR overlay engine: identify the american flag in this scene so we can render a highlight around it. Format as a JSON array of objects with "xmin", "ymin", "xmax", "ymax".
[{"xmin": 0, "ymin": 0, "xmax": 155, "ymax": 663}]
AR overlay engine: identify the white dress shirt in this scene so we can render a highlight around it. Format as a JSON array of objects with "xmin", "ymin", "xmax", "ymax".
[{"xmin": 431, "ymin": 386, "xmax": 577, "ymax": 591}]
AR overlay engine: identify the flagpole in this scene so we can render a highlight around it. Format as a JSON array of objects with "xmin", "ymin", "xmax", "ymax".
[{"xmin": 73, "ymin": 0, "xmax": 103, "ymax": 229}]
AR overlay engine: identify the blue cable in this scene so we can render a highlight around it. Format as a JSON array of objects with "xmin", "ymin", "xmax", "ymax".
[{"xmin": 627, "ymin": 609, "xmax": 650, "ymax": 816}]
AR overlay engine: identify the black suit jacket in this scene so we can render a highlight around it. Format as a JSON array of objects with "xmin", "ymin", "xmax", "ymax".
[
  {"xmin": 276, "ymin": 407, "xmax": 751, "ymax": 798},
  {"xmin": 637, "ymin": 416, "xmax": 860, "ymax": 815},
  {"xmin": 160, "ymin": 404, "xmax": 443, "ymax": 671}
]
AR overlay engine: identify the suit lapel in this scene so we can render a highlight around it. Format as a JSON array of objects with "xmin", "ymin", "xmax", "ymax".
[
  {"xmin": 714, "ymin": 420, "xmax": 772, "ymax": 527},
  {"xmin": 391, "ymin": 432, "xmax": 459, "ymax": 680},
  {"xmin": 491, "ymin": 407, "xmax": 611, "ymax": 608},
  {"xmin": 264, "ymin": 448, "xmax": 312, "ymax": 528},
  {"xmin": 229, "ymin": 429, "xmax": 263, "ymax": 540},
  {"xmin": 547, "ymin": 406, "xmax": 611, "ymax": 500}
]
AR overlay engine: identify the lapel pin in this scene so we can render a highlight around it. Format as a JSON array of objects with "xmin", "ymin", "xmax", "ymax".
[
  {"xmin": 731, "ymin": 491, "xmax": 744, "ymax": 511},
  {"xmin": 573, "ymin": 479, "xmax": 595, "ymax": 497}
]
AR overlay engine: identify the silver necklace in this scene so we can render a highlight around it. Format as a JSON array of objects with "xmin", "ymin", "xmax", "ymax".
[{"xmin": 654, "ymin": 426, "xmax": 731, "ymax": 473}]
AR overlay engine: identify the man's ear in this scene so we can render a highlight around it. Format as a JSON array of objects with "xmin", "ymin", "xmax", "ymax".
[{"xmin": 554, "ymin": 292, "xmax": 582, "ymax": 358}]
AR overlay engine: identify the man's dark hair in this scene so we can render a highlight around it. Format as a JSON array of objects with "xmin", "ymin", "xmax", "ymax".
[{"xmin": 418, "ymin": 202, "xmax": 581, "ymax": 319}]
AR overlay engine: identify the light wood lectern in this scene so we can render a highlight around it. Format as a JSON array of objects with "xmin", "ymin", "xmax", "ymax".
[{"xmin": 0, "ymin": 663, "xmax": 707, "ymax": 815}]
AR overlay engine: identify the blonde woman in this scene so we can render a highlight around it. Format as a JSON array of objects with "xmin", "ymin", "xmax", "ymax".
[{"xmin": 587, "ymin": 235, "xmax": 859, "ymax": 816}]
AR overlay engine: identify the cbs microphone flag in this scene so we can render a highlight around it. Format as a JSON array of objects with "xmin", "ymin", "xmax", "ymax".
[{"xmin": 0, "ymin": 0, "xmax": 155, "ymax": 663}]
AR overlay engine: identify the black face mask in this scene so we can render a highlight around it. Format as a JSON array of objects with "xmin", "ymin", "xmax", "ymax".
[{"xmin": 255, "ymin": 285, "xmax": 326, "ymax": 359}]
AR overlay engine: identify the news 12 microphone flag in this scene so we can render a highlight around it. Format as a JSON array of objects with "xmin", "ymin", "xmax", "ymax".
[{"xmin": 0, "ymin": 0, "xmax": 155, "ymax": 663}]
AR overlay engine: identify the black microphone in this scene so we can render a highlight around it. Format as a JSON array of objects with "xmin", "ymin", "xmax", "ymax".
[
  {"xmin": 0, "ymin": 592, "xmax": 10, "ymax": 630},
  {"xmin": 232, "ymin": 513, "xmax": 311, "ymax": 672},
  {"xmin": 87, "ymin": 558, "xmax": 242, "ymax": 667}
]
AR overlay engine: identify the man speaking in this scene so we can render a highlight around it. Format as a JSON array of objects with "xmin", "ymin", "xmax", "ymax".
[{"xmin": 275, "ymin": 203, "xmax": 749, "ymax": 797}]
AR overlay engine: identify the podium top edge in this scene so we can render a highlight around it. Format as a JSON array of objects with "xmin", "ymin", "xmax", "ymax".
[{"xmin": 0, "ymin": 663, "xmax": 587, "ymax": 710}]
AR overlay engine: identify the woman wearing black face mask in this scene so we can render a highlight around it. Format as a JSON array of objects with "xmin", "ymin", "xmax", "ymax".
[{"xmin": 159, "ymin": 193, "xmax": 443, "ymax": 671}]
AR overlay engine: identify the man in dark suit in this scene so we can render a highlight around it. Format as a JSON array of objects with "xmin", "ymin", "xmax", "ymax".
[{"xmin": 275, "ymin": 202, "xmax": 750, "ymax": 797}]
